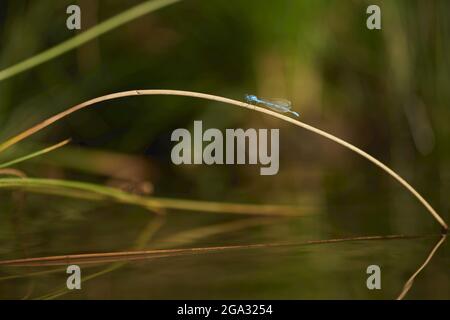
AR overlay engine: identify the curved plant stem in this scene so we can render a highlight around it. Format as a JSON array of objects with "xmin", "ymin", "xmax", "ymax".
[
  {"xmin": 0, "ymin": 89, "xmax": 447, "ymax": 230},
  {"xmin": 0, "ymin": 0, "xmax": 181, "ymax": 82}
]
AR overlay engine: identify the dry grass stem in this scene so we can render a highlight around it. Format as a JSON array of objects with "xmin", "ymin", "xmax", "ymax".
[{"xmin": 0, "ymin": 89, "xmax": 446, "ymax": 230}]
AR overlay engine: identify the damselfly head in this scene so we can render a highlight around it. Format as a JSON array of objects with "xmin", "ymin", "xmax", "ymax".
[{"xmin": 244, "ymin": 94, "xmax": 257, "ymax": 102}]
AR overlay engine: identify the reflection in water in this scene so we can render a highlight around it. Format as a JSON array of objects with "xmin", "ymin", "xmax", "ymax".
[
  {"xmin": 397, "ymin": 235, "xmax": 447, "ymax": 300},
  {"xmin": 0, "ymin": 217, "xmax": 282, "ymax": 299},
  {"xmin": 5, "ymin": 178, "xmax": 35, "ymax": 300},
  {"xmin": 37, "ymin": 216, "xmax": 166, "ymax": 300},
  {"xmin": 0, "ymin": 233, "xmax": 428, "ymax": 267},
  {"xmin": 2, "ymin": 229, "xmax": 446, "ymax": 300},
  {"xmin": 0, "ymin": 193, "xmax": 448, "ymax": 299}
]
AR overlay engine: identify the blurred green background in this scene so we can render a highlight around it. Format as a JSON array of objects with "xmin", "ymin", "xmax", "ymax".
[{"xmin": 0, "ymin": 0, "xmax": 449, "ymax": 299}]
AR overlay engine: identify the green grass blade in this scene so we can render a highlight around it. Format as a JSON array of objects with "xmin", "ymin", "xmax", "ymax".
[
  {"xmin": 0, "ymin": 139, "xmax": 70, "ymax": 169},
  {"xmin": 0, "ymin": 177, "xmax": 301, "ymax": 215},
  {"xmin": 0, "ymin": 0, "xmax": 181, "ymax": 82}
]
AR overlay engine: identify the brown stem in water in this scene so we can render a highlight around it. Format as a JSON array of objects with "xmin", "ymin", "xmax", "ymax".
[{"xmin": 0, "ymin": 234, "xmax": 428, "ymax": 267}]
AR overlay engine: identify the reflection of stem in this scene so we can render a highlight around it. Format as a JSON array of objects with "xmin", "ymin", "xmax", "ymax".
[
  {"xmin": 37, "ymin": 215, "xmax": 166, "ymax": 300},
  {"xmin": 0, "ymin": 218, "xmax": 276, "ymax": 281},
  {"xmin": 0, "ymin": 90, "xmax": 446, "ymax": 230},
  {"xmin": 154, "ymin": 217, "xmax": 278, "ymax": 249},
  {"xmin": 396, "ymin": 235, "xmax": 447, "ymax": 300},
  {"xmin": 0, "ymin": 233, "xmax": 428, "ymax": 267},
  {"xmin": 36, "ymin": 217, "xmax": 274, "ymax": 299},
  {"xmin": 6, "ymin": 174, "xmax": 35, "ymax": 299},
  {"xmin": 11, "ymin": 195, "xmax": 35, "ymax": 300}
]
